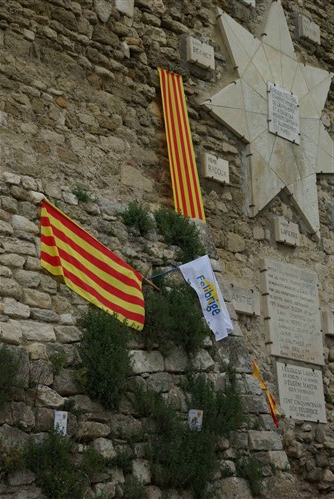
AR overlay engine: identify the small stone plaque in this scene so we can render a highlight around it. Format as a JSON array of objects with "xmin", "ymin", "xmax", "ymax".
[
  {"xmin": 261, "ymin": 259, "xmax": 324, "ymax": 365},
  {"xmin": 229, "ymin": 284, "xmax": 260, "ymax": 316},
  {"xmin": 298, "ymin": 15, "xmax": 321, "ymax": 45},
  {"xmin": 268, "ymin": 82, "xmax": 300, "ymax": 144},
  {"xmin": 202, "ymin": 153, "xmax": 230, "ymax": 184},
  {"xmin": 322, "ymin": 308, "xmax": 334, "ymax": 336},
  {"xmin": 186, "ymin": 36, "xmax": 215, "ymax": 70},
  {"xmin": 277, "ymin": 362, "xmax": 326, "ymax": 423},
  {"xmin": 274, "ymin": 217, "xmax": 300, "ymax": 246}
]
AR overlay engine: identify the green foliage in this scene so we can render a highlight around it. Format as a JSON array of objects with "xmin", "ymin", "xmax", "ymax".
[
  {"xmin": 81, "ymin": 445, "xmax": 109, "ymax": 476},
  {"xmin": 111, "ymin": 449, "xmax": 134, "ymax": 474},
  {"xmin": 123, "ymin": 476, "xmax": 147, "ymax": 499},
  {"xmin": 72, "ymin": 186, "xmax": 92, "ymax": 202},
  {"xmin": 77, "ymin": 307, "xmax": 131, "ymax": 409},
  {"xmin": 25, "ymin": 432, "xmax": 86, "ymax": 499},
  {"xmin": 49, "ymin": 349, "xmax": 67, "ymax": 375},
  {"xmin": 236, "ymin": 454, "xmax": 264, "ymax": 496},
  {"xmin": 143, "ymin": 283, "xmax": 209, "ymax": 354},
  {"xmin": 131, "ymin": 368, "xmax": 244, "ymax": 498},
  {"xmin": 120, "ymin": 201, "xmax": 154, "ymax": 236},
  {"xmin": 0, "ymin": 345, "xmax": 22, "ymax": 407},
  {"xmin": 0, "ymin": 440, "xmax": 25, "ymax": 481},
  {"xmin": 154, "ymin": 209, "xmax": 205, "ymax": 263}
]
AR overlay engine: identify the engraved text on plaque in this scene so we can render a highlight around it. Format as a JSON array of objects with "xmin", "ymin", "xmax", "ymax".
[{"xmin": 268, "ymin": 82, "xmax": 300, "ymax": 144}]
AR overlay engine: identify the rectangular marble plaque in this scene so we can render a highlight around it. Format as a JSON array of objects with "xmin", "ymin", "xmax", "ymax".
[
  {"xmin": 261, "ymin": 259, "xmax": 324, "ymax": 365},
  {"xmin": 277, "ymin": 362, "xmax": 326, "ymax": 423},
  {"xmin": 229, "ymin": 284, "xmax": 260, "ymax": 316},
  {"xmin": 322, "ymin": 308, "xmax": 334, "ymax": 336},
  {"xmin": 186, "ymin": 36, "xmax": 215, "ymax": 70},
  {"xmin": 298, "ymin": 15, "xmax": 321, "ymax": 45},
  {"xmin": 268, "ymin": 82, "xmax": 300, "ymax": 144},
  {"xmin": 274, "ymin": 217, "xmax": 300, "ymax": 246},
  {"xmin": 202, "ymin": 153, "xmax": 230, "ymax": 184}
]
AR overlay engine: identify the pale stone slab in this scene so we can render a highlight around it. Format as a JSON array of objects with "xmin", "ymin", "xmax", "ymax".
[
  {"xmin": 0, "ymin": 320, "xmax": 23, "ymax": 345},
  {"xmin": 20, "ymin": 321, "xmax": 56, "ymax": 342},
  {"xmin": 186, "ymin": 36, "xmax": 215, "ymax": 70},
  {"xmin": 268, "ymin": 82, "xmax": 300, "ymax": 144},
  {"xmin": 322, "ymin": 308, "xmax": 334, "ymax": 336},
  {"xmin": 229, "ymin": 284, "xmax": 260, "ymax": 316},
  {"xmin": 202, "ymin": 153, "xmax": 230, "ymax": 184},
  {"xmin": 237, "ymin": 0, "xmax": 255, "ymax": 6},
  {"xmin": 260, "ymin": 259, "xmax": 324, "ymax": 365},
  {"xmin": 263, "ymin": 1, "xmax": 296, "ymax": 60},
  {"xmin": 298, "ymin": 15, "xmax": 321, "ymax": 45},
  {"xmin": 274, "ymin": 217, "xmax": 300, "ymax": 246},
  {"xmin": 277, "ymin": 362, "xmax": 327, "ymax": 423},
  {"xmin": 115, "ymin": 0, "xmax": 134, "ymax": 18}
]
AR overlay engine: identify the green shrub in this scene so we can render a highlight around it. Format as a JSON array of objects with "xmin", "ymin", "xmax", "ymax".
[
  {"xmin": 0, "ymin": 345, "xmax": 22, "ymax": 407},
  {"xmin": 123, "ymin": 476, "xmax": 147, "ymax": 499},
  {"xmin": 143, "ymin": 283, "xmax": 209, "ymax": 354},
  {"xmin": 25, "ymin": 432, "xmax": 86, "ymax": 499},
  {"xmin": 49, "ymin": 349, "xmax": 67, "ymax": 375},
  {"xmin": 0, "ymin": 439, "xmax": 25, "ymax": 481},
  {"xmin": 236, "ymin": 454, "xmax": 264, "ymax": 496},
  {"xmin": 120, "ymin": 201, "xmax": 154, "ymax": 236},
  {"xmin": 77, "ymin": 307, "xmax": 131, "ymax": 409},
  {"xmin": 154, "ymin": 209, "xmax": 205, "ymax": 263},
  {"xmin": 72, "ymin": 186, "xmax": 92, "ymax": 202}
]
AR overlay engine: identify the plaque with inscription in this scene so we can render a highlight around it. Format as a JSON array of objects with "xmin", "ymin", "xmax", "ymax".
[
  {"xmin": 229, "ymin": 284, "xmax": 260, "ymax": 316},
  {"xmin": 186, "ymin": 36, "xmax": 215, "ymax": 70},
  {"xmin": 202, "ymin": 153, "xmax": 230, "ymax": 184},
  {"xmin": 261, "ymin": 259, "xmax": 324, "ymax": 365},
  {"xmin": 277, "ymin": 362, "xmax": 326, "ymax": 423},
  {"xmin": 298, "ymin": 15, "xmax": 321, "ymax": 45},
  {"xmin": 268, "ymin": 82, "xmax": 300, "ymax": 144},
  {"xmin": 274, "ymin": 217, "xmax": 300, "ymax": 246}
]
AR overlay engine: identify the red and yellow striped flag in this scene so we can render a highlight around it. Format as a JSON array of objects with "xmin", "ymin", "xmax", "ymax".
[
  {"xmin": 252, "ymin": 361, "xmax": 280, "ymax": 428},
  {"xmin": 40, "ymin": 198, "xmax": 145, "ymax": 330},
  {"xmin": 158, "ymin": 68, "xmax": 206, "ymax": 222}
]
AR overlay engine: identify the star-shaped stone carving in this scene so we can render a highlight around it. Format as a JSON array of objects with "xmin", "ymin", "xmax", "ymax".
[{"xmin": 203, "ymin": 1, "xmax": 333, "ymax": 239}]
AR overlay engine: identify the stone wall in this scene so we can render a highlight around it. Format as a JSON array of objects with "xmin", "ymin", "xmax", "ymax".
[{"xmin": 0, "ymin": 0, "xmax": 333, "ymax": 497}]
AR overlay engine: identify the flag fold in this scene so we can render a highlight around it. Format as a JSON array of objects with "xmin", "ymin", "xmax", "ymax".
[
  {"xmin": 252, "ymin": 361, "xmax": 280, "ymax": 428},
  {"xmin": 179, "ymin": 255, "xmax": 233, "ymax": 341},
  {"xmin": 40, "ymin": 198, "xmax": 145, "ymax": 330}
]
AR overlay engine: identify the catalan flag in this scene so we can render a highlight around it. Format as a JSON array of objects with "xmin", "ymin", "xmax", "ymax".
[
  {"xmin": 40, "ymin": 198, "xmax": 145, "ymax": 330},
  {"xmin": 252, "ymin": 361, "xmax": 280, "ymax": 428},
  {"xmin": 158, "ymin": 68, "xmax": 205, "ymax": 222}
]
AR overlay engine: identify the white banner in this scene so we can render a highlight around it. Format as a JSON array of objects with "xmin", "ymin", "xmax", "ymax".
[{"xmin": 179, "ymin": 255, "xmax": 233, "ymax": 341}]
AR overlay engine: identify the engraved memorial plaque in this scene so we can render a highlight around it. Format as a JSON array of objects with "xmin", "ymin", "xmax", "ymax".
[
  {"xmin": 274, "ymin": 217, "xmax": 300, "ymax": 246},
  {"xmin": 186, "ymin": 36, "xmax": 215, "ymax": 70},
  {"xmin": 229, "ymin": 284, "xmax": 260, "ymax": 316},
  {"xmin": 268, "ymin": 82, "xmax": 300, "ymax": 144},
  {"xmin": 298, "ymin": 15, "xmax": 321, "ymax": 45},
  {"xmin": 261, "ymin": 259, "xmax": 324, "ymax": 365},
  {"xmin": 277, "ymin": 362, "xmax": 326, "ymax": 423},
  {"xmin": 202, "ymin": 153, "xmax": 230, "ymax": 184}
]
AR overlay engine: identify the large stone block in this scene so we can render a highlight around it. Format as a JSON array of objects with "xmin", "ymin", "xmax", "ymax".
[
  {"xmin": 77, "ymin": 421, "xmax": 110, "ymax": 441},
  {"xmin": 0, "ymin": 278, "xmax": 22, "ymax": 300},
  {"xmin": 0, "ymin": 320, "xmax": 23, "ymax": 345},
  {"xmin": 130, "ymin": 350, "xmax": 164, "ymax": 374},
  {"xmin": 3, "ymin": 298, "xmax": 30, "ymax": 319},
  {"xmin": 248, "ymin": 430, "xmax": 283, "ymax": 451},
  {"xmin": 20, "ymin": 321, "xmax": 56, "ymax": 342},
  {"xmin": 22, "ymin": 289, "xmax": 52, "ymax": 309}
]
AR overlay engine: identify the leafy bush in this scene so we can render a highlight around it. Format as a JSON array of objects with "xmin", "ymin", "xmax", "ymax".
[
  {"xmin": 0, "ymin": 439, "xmax": 25, "ymax": 482},
  {"xmin": 25, "ymin": 432, "xmax": 86, "ymax": 499},
  {"xmin": 236, "ymin": 454, "xmax": 264, "ymax": 496},
  {"xmin": 120, "ymin": 201, "xmax": 154, "ymax": 236},
  {"xmin": 0, "ymin": 345, "xmax": 22, "ymax": 407},
  {"xmin": 77, "ymin": 307, "xmax": 131, "ymax": 409},
  {"xmin": 72, "ymin": 186, "xmax": 92, "ymax": 202},
  {"xmin": 154, "ymin": 209, "xmax": 205, "ymax": 263},
  {"xmin": 49, "ymin": 349, "xmax": 67, "ymax": 375},
  {"xmin": 123, "ymin": 476, "xmax": 147, "ymax": 499},
  {"xmin": 143, "ymin": 283, "xmax": 209, "ymax": 354}
]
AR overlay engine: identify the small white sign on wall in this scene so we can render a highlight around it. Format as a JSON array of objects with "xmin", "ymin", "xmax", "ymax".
[
  {"xmin": 186, "ymin": 36, "xmax": 215, "ymax": 70},
  {"xmin": 202, "ymin": 153, "xmax": 230, "ymax": 184},
  {"xmin": 54, "ymin": 411, "xmax": 68, "ymax": 435},
  {"xmin": 274, "ymin": 217, "xmax": 300, "ymax": 246}
]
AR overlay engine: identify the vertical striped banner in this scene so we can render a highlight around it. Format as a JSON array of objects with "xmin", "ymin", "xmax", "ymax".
[
  {"xmin": 252, "ymin": 361, "xmax": 279, "ymax": 428},
  {"xmin": 40, "ymin": 198, "xmax": 145, "ymax": 331},
  {"xmin": 158, "ymin": 68, "xmax": 206, "ymax": 222}
]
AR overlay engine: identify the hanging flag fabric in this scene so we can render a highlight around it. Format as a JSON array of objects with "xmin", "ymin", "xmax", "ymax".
[
  {"xmin": 252, "ymin": 361, "xmax": 280, "ymax": 428},
  {"xmin": 40, "ymin": 198, "xmax": 145, "ymax": 331},
  {"xmin": 179, "ymin": 255, "xmax": 233, "ymax": 341},
  {"xmin": 158, "ymin": 68, "xmax": 206, "ymax": 222}
]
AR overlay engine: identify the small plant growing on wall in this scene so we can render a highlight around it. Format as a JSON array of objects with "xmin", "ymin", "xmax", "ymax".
[
  {"xmin": 154, "ymin": 208, "xmax": 205, "ymax": 263},
  {"xmin": 77, "ymin": 307, "xmax": 131, "ymax": 409},
  {"xmin": 120, "ymin": 201, "xmax": 154, "ymax": 236},
  {"xmin": 0, "ymin": 345, "xmax": 23, "ymax": 408},
  {"xmin": 71, "ymin": 186, "xmax": 92, "ymax": 202}
]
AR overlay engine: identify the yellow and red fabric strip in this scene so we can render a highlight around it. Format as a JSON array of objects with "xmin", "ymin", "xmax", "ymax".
[
  {"xmin": 252, "ymin": 361, "xmax": 280, "ymax": 428},
  {"xmin": 158, "ymin": 68, "xmax": 206, "ymax": 222},
  {"xmin": 40, "ymin": 198, "xmax": 145, "ymax": 331}
]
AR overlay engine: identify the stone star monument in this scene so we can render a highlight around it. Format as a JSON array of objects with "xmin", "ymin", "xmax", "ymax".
[{"xmin": 203, "ymin": 0, "xmax": 333, "ymax": 239}]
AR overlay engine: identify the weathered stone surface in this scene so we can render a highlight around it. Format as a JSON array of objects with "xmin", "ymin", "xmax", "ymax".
[
  {"xmin": 0, "ymin": 320, "xmax": 23, "ymax": 345},
  {"xmin": 20, "ymin": 321, "xmax": 56, "ymax": 342},
  {"xmin": 93, "ymin": 437, "xmax": 117, "ymax": 459},
  {"xmin": 192, "ymin": 349, "xmax": 215, "ymax": 371},
  {"xmin": 53, "ymin": 369, "xmax": 81, "ymax": 396},
  {"xmin": 221, "ymin": 477, "xmax": 252, "ymax": 498},
  {"xmin": 77, "ymin": 421, "xmax": 110, "ymax": 441},
  {"xmin": 26, "ymin": 342, "xmax": 48, "ymax": 360},
  {"xmin": 22, "ymin": 289, "xmax": 52, "ymax": 308},
  {"xmin": 130, "ymin": 350, "xmax": 164, "ymax": 374},
  {"xmin": 14, "ymin": 269, "xmax": 40, "ymax": 288},
  {"xmin": 3, "ymin": 298, "xmax": 30, "ymax": 319},
  {"xmin": 30, "ymin": 308, "xmax": 59, "ymax": 322},
  {"xmin": 0, "ymin": 220, "xmax": 13, "ymax": 235},
  {"xmin": 110, "ymin": 414, "xmax": 142, "ymax": 439},
  {"xmin": 146, "ymin": 372, "xmax": 173, "ymax": 393},
  {"xmin": 35, "ymin": 386, "xmax": 65, "ymax": 409},
  {"xmin": 11, "ymin": 215, "xmax": 39, "ymax": 234},
  {"xmin": 11, "ymin": 402, "xmax": 35, "ymax": 431},
  {"xmin": 165, "ymin": 347, "xmax": 188, "ymax": 372},
  {"xmin": 0, "ymin": 278, "xmax": 22, "ymax": 299},
  {"xmin": 54, "ymin": 325, "xmax": 82, "ymax": 343},
  {"xmin": 133, "ymin": 459, "xmax": 151, "ymax": 485},
  {"xmin": 248, "ymin": 430, "xmax": 283, "ymax": 451}
]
